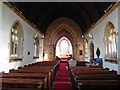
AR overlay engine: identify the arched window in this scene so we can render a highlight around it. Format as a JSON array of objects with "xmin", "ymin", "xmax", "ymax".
[
  {"xmin": 56, "ymin": 36, "xmax": 72, "ymax": 58},
  {"xmin": 59, "ymin": 39, "xmax": 69, "ymax": 54},
  {"xmin": 33, "ymin": 34, "xmax": 39, "ymax": 58},
  {"xmin": 90, "ymin": 42, "xmax": 94, "ymax": 62},
  {"xmin": 10, "ymin": 20, "xmax": 23, "ymax": 62},
  {"xmin": 104, "ymin": 22, "xmax": 117, "ymax": 63},
  {"xmin": 84, "ymin": 39, "xmax": 88, "ymax": 58}
]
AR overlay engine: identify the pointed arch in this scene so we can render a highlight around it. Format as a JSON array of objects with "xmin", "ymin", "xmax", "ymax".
[
  {"xmin": 56, "ymin": 36, "xmax": 72, "ymax": 58},
  {"xmin": 89, "ymin": 41, "xmax": 94, "ymax": 63},
  {"xmin": 10, "ymin": 20, "xmax": 24, "ymax": 62},
  {"xmin": 44, "ymin": 17, "xmax": 83, "ymax": 61},
  {"xmin": 104, "ymin": 21, "xmax": 117, "ymax": 63},
  {"xmin": 33, "ymin": 34, "xmax": 40, "ymax": 58},
  {"xmin": 84, "ymin": 39, "xmax": 88, "ymax": 58}
]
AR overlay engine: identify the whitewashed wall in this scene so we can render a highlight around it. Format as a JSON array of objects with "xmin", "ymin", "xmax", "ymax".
[
  {"xmin": 0, "ymin": 3, "xmax": 44, "ymax": 73},
  {"xmin": 0, "ymin": 2, "xmax": 2, "ymax": 61},
  {"xmin": 86, "ymin": 6, "xmax": 119, "ymax": 74}
]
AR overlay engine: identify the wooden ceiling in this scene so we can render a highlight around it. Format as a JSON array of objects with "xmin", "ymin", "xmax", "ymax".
[{"xmin": 10, "ymin": 2, "xmax": 116, "ymax": 34}]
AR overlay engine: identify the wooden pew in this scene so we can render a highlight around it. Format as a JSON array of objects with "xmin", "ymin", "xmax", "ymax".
[
  {"xmin": 18, "ymin": 66, "xmax": 54, "ymax": 80},
  {"xmin": 2, "ymin": 88, "xmax": 42, "ymax": 90},
  {"xmin": 70, "ymin": 66, "xmax": 117, "ymax": 75},
  {"xmin": 36, "ymin": 60, "xmax": 60, "ymax": 76},
  {"xmin": 30, "ymin": 61, "xmax": 59, "ymax": 69},
  {"xmin": 1, "ymin": 60, "xmax": 60, "ymax": 90},
  {"xmin": 10, "ymin": 68, "xmax": 52, "ymax": 77},
  {"xmin": 31, "ymin": 60, "xmax": 60, "ymax": 82},
  {"xmin": 69, "ymin": 66, "xmax": 119, "ymax": 90},
  {"xmin": 19, "ymin": 61, "xmax": 60, "ymax": 81},
  {"xmin": 10, "ymin": 69, "xmax": 53, "ymax": 87},
  {"xmin": 70, "ymin": 66, "xmax": 110, "ymax": 71},
  {"xmin": 9, "ymin": 60, "xmax": 60, "ymax": 87},
  {"xmin": 71, "ymin": 72, "xmax": 119, "ymax": 89},
  {"xmin": 27, "ymin": 63, "xmax": 57, "ymax": 77},
  {"xmin": 1, "ymin": 73, "xmax": 49, "ymax": 89},
  {"xmin": 2, "ymin": 88, "xmax": 41, "ymax": 90},
  {"xmin": 1, "ymin": 78, "xmax": 43, "ymax": 90},
  {"xmin": 29, "ymin": 60, "xmax": 60, "ymax": 83},
  {"xmin": 18, "ymin": 66, "xmax": 54, "ymax": 77},
  {"xmin": 72, "ymin": 70, "xmax": 116, "ymax": 75},
  {"xmin": 74, "ymin": 74, "xmax": 119, "ymax": 80},
  {"xmin": 76, "ymin": 80, "xmax": 120, "ymax": 90},
  {"xmin": 9, "ymin": 67, "xmax": 53, "ymax": 88},
  {"xmin": 69, "ymin": 66, "xmax": 110, "ymax": 74}
]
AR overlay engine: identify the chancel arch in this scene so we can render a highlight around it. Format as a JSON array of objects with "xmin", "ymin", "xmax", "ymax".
[
  {"xmin": 44, "ymin": 17, "xmax": 83, "ymax": 61},
  {"xmin": 48, "ymin": 28, "xmax": 75, "ymax": 61}
]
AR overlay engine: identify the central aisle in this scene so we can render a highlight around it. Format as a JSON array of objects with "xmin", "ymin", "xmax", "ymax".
[{"xmin": 53, "ymin": 61, "xmax": 71, "ymax": 90}]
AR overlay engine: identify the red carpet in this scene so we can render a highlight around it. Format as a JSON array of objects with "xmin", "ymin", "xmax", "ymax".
[{"xmin": 53, "ymin": 61, "xmax": 71, "ymax": 90}]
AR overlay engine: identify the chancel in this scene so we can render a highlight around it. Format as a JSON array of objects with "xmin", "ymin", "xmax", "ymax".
[{"xmin": 0, "ymin": 0, "xmax": 120, "ymax": 90}]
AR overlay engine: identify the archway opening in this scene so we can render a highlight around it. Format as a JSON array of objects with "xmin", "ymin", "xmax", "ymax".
[
  {"xmin": 90, "ymin": 42, "xmax": 94, "ymax": 63},
  {"xmin": 56, "ymin": 36, "xmax": 72, "ymax": 58}
]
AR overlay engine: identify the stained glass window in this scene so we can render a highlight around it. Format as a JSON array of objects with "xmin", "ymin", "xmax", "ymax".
[
  {"xmin": 104, "ymin": 22, "xmax": 117, "ymax": 62},
  {"xmin": 10, "ymin": 21, "xmax": 23, "ymax": 61},
  {"xmin": 33, "ymin": 34, "xmax": 39, "ymax": 57}
]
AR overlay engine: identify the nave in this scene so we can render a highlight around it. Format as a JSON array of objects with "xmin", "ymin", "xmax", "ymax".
[
  {"xmin": 1, "ymin": 59, "xmax": 120, "ymax": 90},
  {"xmin": 1, "ymin": 1, "xmax": 120, "ymax": 90}
]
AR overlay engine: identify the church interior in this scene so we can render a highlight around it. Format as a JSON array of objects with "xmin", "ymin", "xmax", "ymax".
[{"xmin": 0, "ymin": 0, "xmax": 120, "ymax": 90}]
